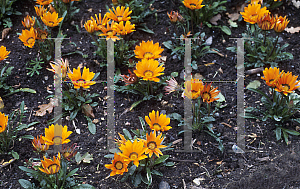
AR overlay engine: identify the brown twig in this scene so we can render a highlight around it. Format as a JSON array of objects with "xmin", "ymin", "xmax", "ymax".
[{"xmin": 245, "ymin": 67, "xmax": 264, "ymax": 75}]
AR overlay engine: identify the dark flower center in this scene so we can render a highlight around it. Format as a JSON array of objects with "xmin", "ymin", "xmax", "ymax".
[
  {"xmin": 147, "ymin": 141, "xmax": 157, "ymax": 150},
  {"xmin": 47, "ymin": 163, "xmax": 60, "ymax": 174},
  {"xmin": 144, "ymin": 70, "xmax": 154, "ymax": 77},
  {"xmin": 114, "ymin": 161, "xmax": 123, "ymax": 170},
  {"xmin": 129, "ymin": 152, "xmax": 138, "ymax": 160},
  {"xmin": 144, "ymin": 52, "xmax": 154, "ymax": 59},
  {"xmin": 27, "ymin": 37, "xmax": 35, "ymax": 44}
]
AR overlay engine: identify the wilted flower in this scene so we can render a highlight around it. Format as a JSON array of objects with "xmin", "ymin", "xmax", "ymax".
[
  {"xmin": 120, "ymin": 69, "xmax": 138, "ymax": 86},
  {"xmin": 19, "ymin": 27, "xmax": 36, "ymax": 48},
  {"xmin": 47, "ymin": 58, "xmax": 70, "ymax": 80},
  {"xmin": 34, "ymin": 5, "xmax": 47, "ymax": 17},
  {"xmin": 0, "ymin": 112, "xmax": 8, "ymax": 133},
  {"xmin": 42, "ymin": 124, "xmax": 72, "ymax": 146},
  {"xmin": 0, "ymin": 46, "xmax": 10, "ymax": 62},
  {"xmin": 32, "ymin": 135, "xmax": 49, "ymax": 153},
  {"xmin": 62, "ymin": 143, "xmax": 78, "ymax": 161},
  {"xmin": 143, "ymin": 131, "xmax": 167, "ymax": 158},
  {"xmin": 145, "ymin": 110, "xmax": 172, "ymax": 132},
  {"xmin": 112, "ymin": 0, "xmax": 118, "ymax": 6},
  {"xmin": 106, "ymin": 6, "xmax": 132, "ymax": 22},
  {"xmin": 134, "ymin": 59, "xmax": 164, "ymax": 82},
  {"xmin": 39, "ymin": 153, "xmax": 61, "ymax": 175},
  {"xmin": 164, "ymin": 76, "xmax": 181, "ymax": 94},
  {"xmin": 167, "ymin": 11, "xmax": 184, "ymax": 23},
  {"xmin": 182, "ymin": 0, "xmax": 205, "ymax": 10},
  {"xmin": 257, "ymin": 13, "xmax": 275, "ymax": 30},
  {"xmin": 274, "ymin": 15, "xmax": 289, "ymax": 33},
  {"xmin": 240, "ymin": 3, "xmax": 269, "ymax": 24},
  {"xmin": 118, "ymin": 139, "xmax": 147, "ymax": 167},
  {"xmin": 41, "ymin": 11, "xmax": 64, "ymax": 27},
  {"xmin": 35, "ymin": 28, "xmax": 48, "ymax": 41},
  {"xmin": 68, "ymin": 66, "xmax": 96, "ymax": 89},
  {"xmin": 134, "ymin": 40, "xmax": 164, "ymax": 60},
  {"xmin": 105, "ymin": 153, "xmax": 128, "ymax": 176},
  {"xmin": 49, "ymin": 4, "xmax": 56, "ymax": 13},
  {"xmin": 22, "ymin": 15, "xmax": 36, "ymax": 29}
]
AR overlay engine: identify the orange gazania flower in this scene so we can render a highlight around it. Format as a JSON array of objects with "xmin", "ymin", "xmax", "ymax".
[
  {"xmin": 34, "ymin": 5, "xmax": 47, "ymax": 17},
  {"xmin": 0, "ymin": 46, "xmax": 10, "ymax": 62},
  {"xmin": 261, "ymin": 67, "xmax": 281, "ymax": 87},
  {"xmin": 99, "ymin": 21, "xmax": 120, "ymax": 42},
  {"xmin": 106, "ymin": 6, "xmax": 132, "ymax": 22},
  {"xmin": 144, "ymin": 131, "xmax": 167, "ymax": 158},
  {"xmin": 113, "ymin": 21, "xmax": 135, "ymax": 35},
  {"xmin": 36, "ymin": 0, "xmax": 53, "ymax": 5},
  {"xmin": 41, "ymin": 11, "xmax": 64, "ymax": 27},
  {"xmin": 68, "ymin": 66, "xmax": 96, "ymax": 89},
  {"xmin": 39, "ymin": 153, "xmax": 61, "ymax": 175},
  {"xmin": 145, "ymin": 110, "xmax": 172, "ymax": 132},
  {"xmin": 183, "ymin": 78, "xmax": 204, "ymax": 99},
  {"xmin": 134, "ymin": 40, "xmax": 164, "ymax": 60},
  {"xmin": 22, "ymin": 15, "xmax": 36, "ymax": 29},
  {"xmin": 240, "ymin": 3, "xmax": 269, "ymax": 24},
  {"xmin": 182, "ymin": 0, "xmax": 205, "ymax": 10},
  {"xmin": 274, "ymin": 15, "xmax": 289, "ymax": 33},
  {"xmin": 257, "ymin": 13, "xmax": 275, "ymax": 30},
  {"xmin": 32, "ymin": 135, "xmax": 49, "ymax": 153},
  {"xmin": 105, "ymin": 153, "xmax": 128, "ymax": 176},
  {"xmin": 275, "ymin": 71, "xmax": 300, "ymax": 96},
  {"xmin": 84, "ymin": 19, "xmax": 98, "ymax": 34},
  {"xmin": 118, "ymin": 140, "xmax": 147, "ymax": 167},
  {"xmin": 201, "ymin": 83, "xmax": 220, "ymax": 103},
  {"xmin": 42, "ymin": 124, "xmax": 72, "ymax": 146},
  {"xmin": 19, "ymin": 27, "xmax": 36, "ymax": 48},
  {"xmin": 91, "ymin": 13, "xmax": 109, "ymax": 31},
  {"xmin": 134, "ymin": 59, "xmax": 164, "ymax": 82},
  {"xmin": 167, "ymin": 11, "xmax": 184, "ymax": 23},
  {"xmin": 0, "ymin": 112, "xmax": 8, "ymax": 133}
]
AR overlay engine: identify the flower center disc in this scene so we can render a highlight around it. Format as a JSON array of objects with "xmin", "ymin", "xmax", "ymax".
[
  {"xmin": 282, "ymin": 84, "xmax": 290, "ymax": 91},
  {"xmin": 202, "ymin": 92, "xmax": 211, "ymax": 101},
  {"xmin": 144, "ymin": 52, "xmax": 153, "ymax": 59},
  {"xmin": 52, "ymin": 136, "xmax": 62, "ymax": 145},
  {"xmin": 144, "ymin": 70, "xmax": 153, "ymax": 77},
  {"xmin": 147, "ymin": 141, "xmax": 157, "ymax": 150},
  {"xmin": 129, "ymin": 152, "xmax": 138, "ymax": 160},
  {"xmin": 190, "ymin": 3, "xmax": 197, "ymax": 8},
  {"xmin": 27, "ymin": 37, "xmax": 35, "ymax": 45},
  {"xmin": 47, "ymin": 163, "xmax": 59, "ymax": 174},
  {"xmin": 115, "ymin": 161, "xmax": 123, "ymax": 170},
  {"xmin": 153, "ymin": 123, "xmax": 161, "ymax": 130},
  {"xmin": 117, "ymin": 16, "xmax": 123, "ymax": 22}
]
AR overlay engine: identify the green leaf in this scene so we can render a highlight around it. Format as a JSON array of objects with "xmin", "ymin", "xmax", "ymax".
[
  {"xmin": 162, "ymin": 41, "xmax": 173, "ymax": 49},
  {"xmin": 76, "ymin": 96, "xmax": 85, "ymax": 102},
  {"xmin": 247, "ymin": 88, "xmax": 272, "ymax": 103},
  {"xmin": 122, "ymin": 129, "xmax": 132, "ymax": 139},
  {"xmin": 19, "ymin": 166, "xmax": 39, "ymax": 175},
  {"xmin": 275, "ymin": 127, "xmax": 281, "ymax": 141},
  {"xmin": 128, "ymin": 165, "xmax": 137, "ymax": 175},
  {"xmin": 220, "ymin": 25, "xmax": 231, "ymax": 35},
  {"xmin": 11, "ymin": 151, "xmax": 19, "ymax": 159},
  {"xmin": 283, "ymin": 129, "xmax": 300, "ymax": 136},
  {"xmin": 228, "ymin": 19, "xmax": 238, "ymax": 27},
  {"xmin": 146, "ymin": 168, "xmax": 152, "ymax": 185},
  {"xmin": 18, "ymin": 179, "xmax": 32, "ymax": 189},
  {"xmin": 282, "ymin": 129, "xmax": 289, "ymax": 145},
  {"xmin": 246, "ymin": 80, "xmax": 261, "ymax": 89},
  {"xmin": 133, "ymin": 173, "xmax": 142, "ymax": 187},
  {"xmin": 73, "ymin": 184, "xmax": 95, "ymax": 189},
  {"xmin": 66, "ymin": 168, "xmax": 79, "ymax": 178},
  {"xmin": 130, "ymin": 100, "xmax": 144, "ymax": 111},
  {"xmin": 216, "ymin": 92, "xmax": 226, "ymax": 102},
  {"xmin": 104, "ymin": 154, "xmax": 114, "ymax": 158},
  {"xmin": 88, "ymin": 121, "xmax": 96, "ymax": 135},
  {"xmin": 18, "ymin": 88, "xmax": 36, "ymax": 93},
  {"xmin": 171, "ymin": 72, "xmax": 178, "ymax": 78},
  {"xmin": 165, "ymin": 161, "xmax": 175, "ymax": 166},
  {"xmin": 21, "ymin": 135, "xmax": 34, "ymax": 139},
  {"xmin": 154, "ymin": 155, "xmax": 169, "ymax": 165},
  {"xmin": 151, "ymin": 170, "xmax": 163, "ymax": 176},
  {"xmin": 139, "ymin": 116, "xmax": 146, "ymax": 131}
]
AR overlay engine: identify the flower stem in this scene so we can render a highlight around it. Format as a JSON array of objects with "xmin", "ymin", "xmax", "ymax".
[{"xmin": 269, "ymin": 35, "xmax": 279, "ymax": 58}]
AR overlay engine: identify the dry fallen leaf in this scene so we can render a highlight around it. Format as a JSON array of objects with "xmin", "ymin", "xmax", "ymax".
[
  {"xmin": 82, "ymin": 104, "xmax": 95, "ymax": 118},
  {"xmin": 88, "ymin": 8, "xmax": 93, "ymax": 12},
  {"xmin": 210, "ymin": 14, "xmax": 221, "ymax": 25},
  {"xmin": 194, "ymin": 73, "xmax": 204, "ymax": 80},
  {"xmin": 35, "ymin": 98, "xmax": 57, "ymax": 116},
  {"xmin": 204, "ymin": 62, "xmax": 215, "ymax": 66},
  {"xmin": 0, "ymin": 97, "xmax": 4, "ymax": 110},
  {"xmin": 226, "ymin": 13, "xmax": 240, "ymax": 21},
  {"xmin": 158, "ymin": 56, "xmax": 167, "ymax": 64},
  {"xmin": 1, "ymin": 28, "xmax": 11, "ymax": 41},
  {"xmin": 211, "ymin": 49, "xmax": 224, "ymax": 57},
  {"xmin": 285, "ymin": 26, "xmax": 300, "ymax": 34}
]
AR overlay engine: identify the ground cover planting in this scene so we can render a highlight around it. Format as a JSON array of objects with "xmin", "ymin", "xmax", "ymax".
[{"xmin": 0, "ymin": 0, "xmax": 300, "ymax": 188}]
